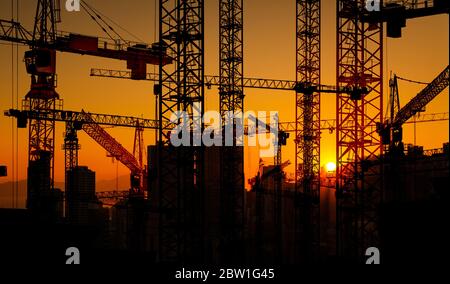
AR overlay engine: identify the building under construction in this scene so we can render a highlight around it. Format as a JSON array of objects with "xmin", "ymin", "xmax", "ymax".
[{"xmin": 0, "ymin": 0, "xmax": 448, "ymax": 266}]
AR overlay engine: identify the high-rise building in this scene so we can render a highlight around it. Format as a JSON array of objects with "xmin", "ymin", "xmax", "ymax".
[
  {"xmin": 66, "ymin": 166, "xmax": 100, "ymax": 225},
  {"xmin": 27, "ymin": 151, "xmax": 63, "ymax": 221}
]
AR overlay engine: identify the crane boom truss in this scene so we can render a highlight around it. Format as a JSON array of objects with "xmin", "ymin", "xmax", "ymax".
[
  {"xmin": 5, "ymin": 108, "xmax": 161, "ymax": 129},
  {"xmin": 394, "ymin": 65, "xmax": 449, "ymax": 127},
  {"xmin": 0, "ymin": 19, "xmax": 170, "ymax": 65},
  {"xmin": 90, "ymin": 68, "xmax": 350, "ymax": 92},
  {"xmin": 80, "ymin": 112, "xmax": 141, "ymax": 174}
]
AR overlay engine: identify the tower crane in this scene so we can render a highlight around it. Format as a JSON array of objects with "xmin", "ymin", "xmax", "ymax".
[
  {"xmin": 0, "ymin": 0, "xmax": 169, "ymax": 214},
  {"xmin": 246, "ymin": 114, "xmax": 289, "ymax": 167},
  {"xmin": 363, "ymin": 0, "xmax": 450, "ymax": 38},
  {"xmin": 88, "ymin": 0, "xmax": 449, "ymax": 262},
  {"xmin": 296, "ymin": 0, "xmax": 321, "ymax": 262},
  {"xmin": 336, "ymin": 0, "xmax": 448, "ymax": 261},
  {"xmin": 6, "ymin": 107, "xmax": 156, "ymax": 250},
  {"xmin": 378, "ymin": 65, "xmax": 450, "ymax": 155},
  {"xmin": 6, "ymin": 106, "xmax": 151, "ymax": 246},
  {"xmin": 157, "ymin": 0, "xmax": 205, "ymax": 263},
  {"xmin": 5, "ymin": 108, "xmax": 159, "ymax": 196},
  {"xmin": 81, "ymin": 111, "xmax": 145, "ymax": 197},
  {"xmin": 219, "ymin": 0, "xmax": 245, "ymax": 264}
]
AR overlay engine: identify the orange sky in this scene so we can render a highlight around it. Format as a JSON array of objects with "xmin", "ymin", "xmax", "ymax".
[{"xmin": 0, "ymin": 1, "xmax": 448, "ymax": 192}]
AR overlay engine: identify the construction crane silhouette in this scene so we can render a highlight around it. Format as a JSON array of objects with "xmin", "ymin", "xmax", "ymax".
[
  {"xmin": 4, "ymin": 104, "xmax": 447, "ymax": 209},
  {"xmin": 295, "ymin": 0, "xmax": 321, "ymax": 262},
  {"xmin": 219, "ymin": 0, "xmax": 246, "ymax": 264},
  {"xmin": 378, "ymin": 65, "xmax": 450, "ymax": 155},
  {"xmin": 156, "ymin": 0, "xmax": 206, "ymax": 263},
  {"xmin": 89, "ymin": 64, "xmax": 375, "ymax": 262},
  {"xmin": 1, "ymin": 0, "xmax": 447, "ymax": 265},
  {"xmin": 5, "ymin": 108, "xmax": 156, "ymax": 195},
  {"xmin": 5, "ymin": 106, "xmax": 154, "ymax": 249},
  {"xmin": 336, "ymin": 0, "xmax": 449, "ymax": 261},
  {"xmin": 0, "ymin": 0, "xmax": 169, "ymax": 217},
  {"xmin": 81, "ymin": 111, "xmax": 145, "ymax": 196},
  {"xmin": 90, "ymin": 61, "xmax": 448, "ymax": 261}
]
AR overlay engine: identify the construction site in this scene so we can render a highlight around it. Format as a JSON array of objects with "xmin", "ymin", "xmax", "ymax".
[{"xmin": 0, "ymin": 0, "xmax": 448, "ymax": 267}]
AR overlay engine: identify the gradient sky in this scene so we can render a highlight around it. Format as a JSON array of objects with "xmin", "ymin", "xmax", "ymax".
[{"xmin": 0, "ymin": 1, "xmax": 448, "ymax": 194}]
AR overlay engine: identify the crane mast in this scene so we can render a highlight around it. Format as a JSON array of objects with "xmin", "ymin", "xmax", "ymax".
[
  {"xmin": 219, "ymin": 0, "xmax": 245, "ymax": 264},
  {"xmin": 24, "ymin": 0, "xmax": 60, "ymax": 216},
  {"xmin": 157, "ymin": 0, "xmax": 205, "ymax": 263},
  {"xmin": 295, "ymin": 0, "xmax": 321, "ymax": 262}
]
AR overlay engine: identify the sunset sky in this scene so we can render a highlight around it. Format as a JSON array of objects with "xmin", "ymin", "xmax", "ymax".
[{"xmin": 0, "ymin": 0, "xmax": 448, "ymax": 198}]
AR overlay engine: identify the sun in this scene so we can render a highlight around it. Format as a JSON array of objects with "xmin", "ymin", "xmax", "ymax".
[{"xmin": 326, "ymin": 162, "xmax": 337, "ymax": 172}]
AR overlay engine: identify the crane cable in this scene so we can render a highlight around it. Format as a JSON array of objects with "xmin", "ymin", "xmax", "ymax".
[
  {"xmin": 10, "ymin": 0, "xmax": 15, "ymax": 209},
  {"xmin": 10, "ymin": 0, "xmax": 20, "ymax": 208},
  {"xmin": 79, "ymin": 1, "xmax": 118, "ymax": 42},
  {"xmin": 81, "ymin": 1, "xmax": 126, "ymax": 42},
  {"xmin": 82, "ymin": 0, "xmax": 145, "ymax": 43},
  {"xmin": 396, "ymin": 76, "xmax": 430, "ymax": 85},
  {"xmin": 80, "ymin": 0, "xmax": 145, "ymax": 45},
  {"xmin": 15, "ymin": 0, "xmax": 19, "ymax": 209},
  {"xmin": 154, "ymin": 0, "xmax": 158, "ymax": 146}
]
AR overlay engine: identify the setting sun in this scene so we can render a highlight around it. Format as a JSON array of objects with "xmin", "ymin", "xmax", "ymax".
[{"xmin": 326, "ymin": 162, "xmax": 337, "ymax": 172}]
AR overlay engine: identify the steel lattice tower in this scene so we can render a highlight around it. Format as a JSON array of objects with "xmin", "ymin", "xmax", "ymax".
[
  {"xmin": 25, "ymin": 0, "xmax": 60, "ymax": 213},
  {"xmin": 219, "ymin": 0, "xmax": 245, "ymax": 263},
  {"xmin": 63, "ymin": 122, "xmax": 80, "ymax": 172},
  {"xmin": 295, "ymin": 0, "xmax": 321, "ymax": 262},
  {"xmin": 63, "ymin": 122, "xmax": 79, "ymax": 225},
  {"xmin": 336, "ymin": 0, "xmax": 384, "ymax": 261},
  {"xmin": 158, "ymin": 0, "xmax": 205, "ymax": 263}
]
